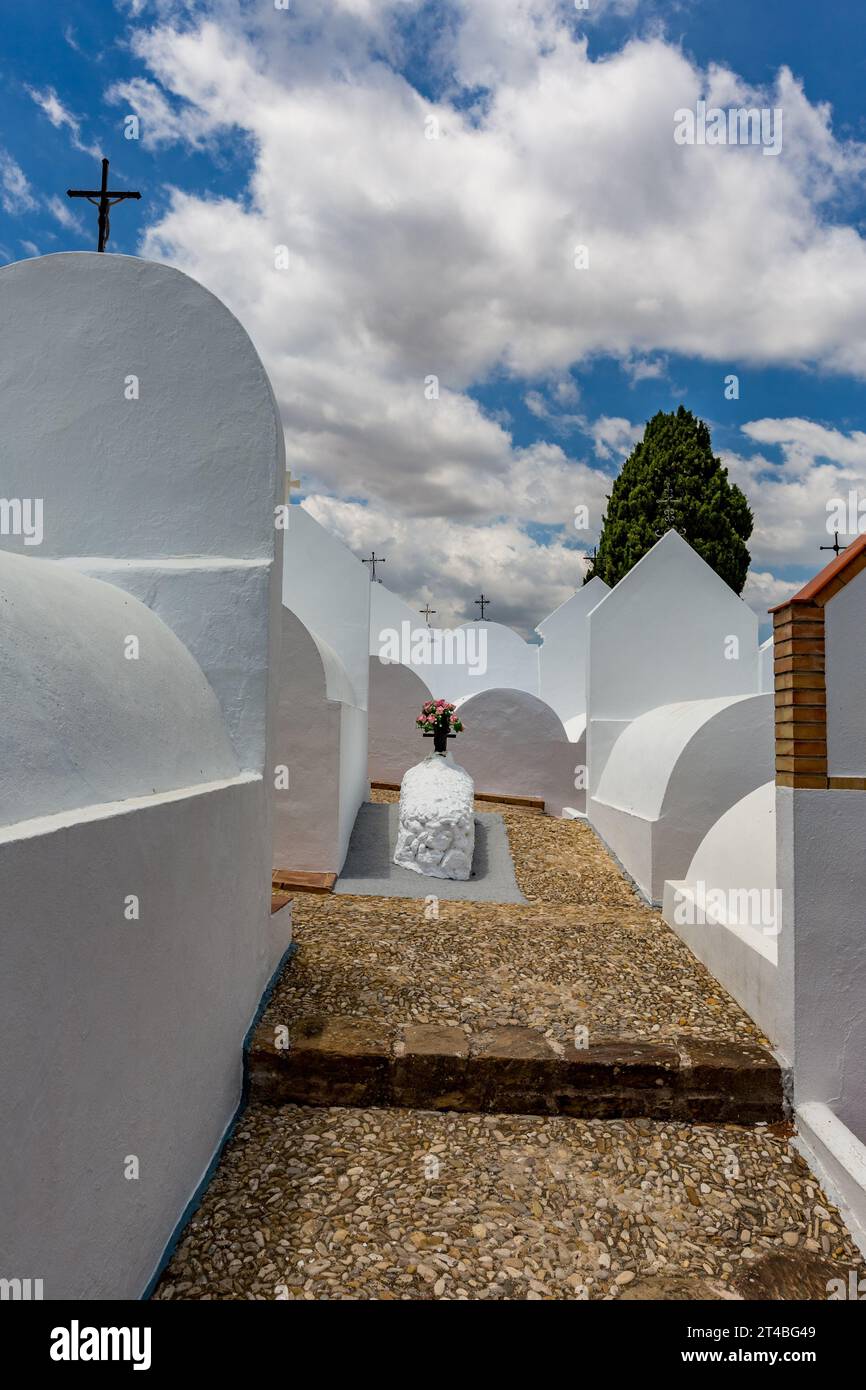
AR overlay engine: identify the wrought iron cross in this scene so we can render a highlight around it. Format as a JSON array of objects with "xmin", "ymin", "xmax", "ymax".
[
  {"xmin": 67, "ymin": 158, "xmax": 141, "ymax": 252},
  {"xmin": 474, "ymin": 593, "xmax": 490, "ymax": 620},
  {"xmin": 420, "ymin": 604, "xmax": 436, "ymax": 625},
  {"xmin": 820, "ymin": 532, "xmax": 848, "ymax": 558},
  {"xmin": 657, "ymin": 475, "xmax": 681, "ymax": 532},
  {"xmin": 362, "ymin": 551, "xmax": 386, "ymax": 582}
]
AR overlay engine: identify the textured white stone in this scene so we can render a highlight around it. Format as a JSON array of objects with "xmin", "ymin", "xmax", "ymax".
[{"xmin": 393, "ymin": 753, "xmax": 475, "ymax": 880}]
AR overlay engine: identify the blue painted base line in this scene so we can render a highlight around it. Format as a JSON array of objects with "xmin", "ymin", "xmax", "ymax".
[{"xmin": 139, "ymin": 939, "xmax": 298, "ymax": 1300}]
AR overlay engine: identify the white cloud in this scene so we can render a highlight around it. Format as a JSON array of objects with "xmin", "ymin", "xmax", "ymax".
[
  {"xmin": 114, "ymin": 1, "xmax": 866, "ymax": 625},
  {"xmin": 0, "ymin": 150, "xmax": 38, "ymax": 215},
  {"xmin": 588, "ymin": 416, "xmax": 643, "ymax": 460},
  {"xmin": 46, "ymin": 195, "xmax": 85, "ymax": 233},
  {"xmin": 26, "ymin": 86, "xmax": 103, "ymax": 159}
]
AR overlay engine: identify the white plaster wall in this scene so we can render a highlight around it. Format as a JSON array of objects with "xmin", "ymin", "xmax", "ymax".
[
  {"xmin": 0, "ymin": 776, "xmax": 274, "ymax": 1300},
  {"xmin": 440, "ymin": 622, "xmax": 540, "ymax": 703},
  {"xmin": 779, "ymin": 787, "xmax": 866, "ymax": 1146},
  {"xmin": 0, "ymin": 253, "xmax": 284, "ymax": 775},
  {"xmin": 591, "ymin": 694, "xmax": 774, "ymax": 902},
  {"xmin": 536, "ymin": 576, "xmax": 610, "ymax": 725},
  {"xmin": 274, "ymin": 606, "xmax": 367, "ymax": 873},
  {"xmin": 368, "ymin": 658, "xmax": 435, "ymax": 785},
  {"xmin": 586, "ymin": 533, "xmax": 759, "ymax": 794},
  {"xmin": 283, "ymin": 505, "xmax": 370, "ymax": 711},
  {"xmin": 453, "ymin": 688, "xmax": 577, "ymax": 814},
  {"xmin": 662, "ymin": 782, "xmax": 785, "ymax": 1048},
  {"xmin": 826, "ymin": 568, "xmax": 866, "ymax": 776},
  {"xmin": 759, "ymin": 636, "xmax": 774, "ymax": 693},
  {"xmin": 370, "ymin": 585, "xmax": 540, "ymax": 704},
  {"xmin": 0, "ymin": 552, "xmax": 239, "ymax": 827},
  {"xmin": 370, "ymin": 584, "xmax": 424, "ymax": 658}
]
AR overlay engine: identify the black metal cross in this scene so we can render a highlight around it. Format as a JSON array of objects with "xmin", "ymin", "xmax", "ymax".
[
  {"xmin": 474, "ymin": 593, "xmax": 490, "ymax": 620},
  {"xmin": 362, "ymin": 551, "xmax": 386, "ymax": 582},
  {"xmin": 67, "ymin": 157, "xmax": 141, "ymax": 252},
  {"xmin": 820, "ymin": 532, "xmax": 848, "ymax": 558},
  {"xmin": 420, "ymin": 604, "xmax": 436, "ymax": 625}
]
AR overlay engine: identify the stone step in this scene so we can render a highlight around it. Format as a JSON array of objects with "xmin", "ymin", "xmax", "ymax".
[{"xmin": 248, "ymin": 1017, "xmax": 783, "ymax": 1124}]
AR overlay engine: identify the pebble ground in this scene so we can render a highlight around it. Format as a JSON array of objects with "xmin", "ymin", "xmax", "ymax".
[
  {"xmin": 154, "ymin": 1106, "xmax": 863, "ymax": 1301},
  {"xmin": 154, "ymin": 798, "xmax": 861, "ymax": 1300}
]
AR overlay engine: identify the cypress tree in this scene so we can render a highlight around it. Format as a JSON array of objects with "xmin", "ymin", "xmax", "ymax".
[{"xmin": 585, "ymin": 406, "xmax": 752, "ymax": 593}]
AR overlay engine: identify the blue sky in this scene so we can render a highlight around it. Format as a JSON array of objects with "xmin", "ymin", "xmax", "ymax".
[{"xmin": 2, "ymin": 0, "xmax": 866, "ymax": 634}]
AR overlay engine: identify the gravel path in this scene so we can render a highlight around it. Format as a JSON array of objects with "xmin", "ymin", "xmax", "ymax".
[
  {"xmin": 153, "ymin": 1105, "xmax": 863, "ymax": 1301},
  {"xmin": 152, "ymin": 799, "xmax": 861, "ymax": 1300},
  {"xmin": 261, "ymin": 795, "xmax": 766, "ymax": 1047}
]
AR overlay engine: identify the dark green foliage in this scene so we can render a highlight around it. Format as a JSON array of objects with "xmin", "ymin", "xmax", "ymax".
[{"xmin": 585, "ymin": 406, "xmax": 752, "ymax": 594}]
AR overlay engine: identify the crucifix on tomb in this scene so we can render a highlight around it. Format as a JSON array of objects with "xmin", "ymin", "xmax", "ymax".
[
  {"xmin": 474, "ymin": 593, "xmax": 490, "ymax": 620},
  {"xmin": 362, "ymin": 551, "xmax": 386, "ymax": 582},
  {"xmin": 284, "ymin": 469, "xmax": 301, "ymax": 505},
  {"xmin": 820, "ymin": 532, "xmax": 848, "ymax": 559},
  {"xmin": 420, "ymin": 604, "xmax": 436, "ymax": 626},
  {"xmin": 66, "ymin": 158, "xmax": 141, "ymax": 252}
]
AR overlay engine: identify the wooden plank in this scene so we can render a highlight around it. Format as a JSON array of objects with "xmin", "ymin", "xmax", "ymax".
[
  {"xmin": 271, "ymin": 890, "xmax": 293, "ymax": 914},
  {"xmin": 272, "ymin": 869, "xmax": 337, "ymax": 894},
  {"xmin": 370, "ymin": 780, "xmax": 546, "ymax": 811}
]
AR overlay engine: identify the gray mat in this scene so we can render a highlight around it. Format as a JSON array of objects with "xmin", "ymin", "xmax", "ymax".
[{"xmin": 334, "ymin": 802, "xmax": 527, "ymax": 903}]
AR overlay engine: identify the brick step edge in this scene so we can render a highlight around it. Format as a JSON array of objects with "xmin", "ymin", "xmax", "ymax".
[{"xmin": 247, "ymin": 1018, "xmax": 784, "ymax": 1124}]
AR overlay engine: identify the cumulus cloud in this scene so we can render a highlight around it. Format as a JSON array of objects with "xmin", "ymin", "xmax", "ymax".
[{"xmin": 110, "ymin": 0, "xmax": 866, "ymax": 626}]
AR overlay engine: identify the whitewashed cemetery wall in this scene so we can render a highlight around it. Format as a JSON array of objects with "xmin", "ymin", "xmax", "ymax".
[
  {"xmin": 586, "ymin": 531, "xmax": 770, "ymax": 901},
  {"xmin": 773, "ymin": 541, "xmax": 866, "ymax": 1255},
  {"xmin": 536, "ymin": 576, "xmax": 609, "ymax": 726},
  {"xmin": 281, "ymin": 506, "xmax": 370, "ymax": 871},
  {"xmin": 0, "ymin": 253, "xmax": 288, "ymax": 1298}
]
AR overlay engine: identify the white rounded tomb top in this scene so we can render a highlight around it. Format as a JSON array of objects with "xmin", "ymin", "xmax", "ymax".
[
  {"xmin": 683, "ymin": 781, "xmax": 776, "ymax": 896},
  {"xmin": 0, "ymin": 552, "xmax": 240, "ymax": 828},
  {"xmin": 0, "ymin": 252, "xmax": 283, "ymax": 561},
  {"xmin": 455, "ymin": 687, "xmax": 569, "ymax": 740},
  {"xmin": 594, "ymin": 695, "xmax": 769, "ymax": 820}
]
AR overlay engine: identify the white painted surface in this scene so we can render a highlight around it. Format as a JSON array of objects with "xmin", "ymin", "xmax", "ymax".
[
  {"xmin": 274, "ymin": 606, "xmax": 367, "ymax": 873},
  {"xmin": 795, "ymin": 1102, "xmax": 866, "ymax": 1259},
  {"xmin": 0, "ymin": 253, "xmax": 283, "ymax": 773},
  {"xmin": 661, "ymin": 782, "xmax": 785, "ymax": 1047},
  {"xmin": 590, "ymin": 694, "xmax": 774, "ymax": 902},
  {"xmin": 370, "ymin": 585, "xmax": 540, "ymax": 704},
  {"xmin": 778, "ymin": 786, "xmax": 866, "ymax": 1147},
  {"xmin": 0, "ymin": 775, "xmax": 274, "ymax": 1299},
  {"xmin": 0, "ymin": 552, "xmax": 239, "ymax": 827},
  {"xmin": 454, "ymin": 688, "xmax": 578, "ymax": 814},
  {"xmin": 0, "ymin": 254, "xmax": 288, "ymax": 1298},
  {"xmin": 758, "ymin": 636, "xmax": 774, "ymax": 693},
  {"xmin": 586, "ymin": 532, "xmax": 759, "ymax": 792},
  {"xmin": 826, "ymin": 568, "xmax": 866, "ymax": 776},
  {"xmin": 284, "ymin": 505, "xmax": 370, "ymax": 711},
  {"xmin": 536, "ymin": 576, "xmax": 610, "ymax": 725},
  {"xmin": 368, "ymin": 658, "xmax": 434, "ymax": 785},
  {"xmin": 394, "ymin": 754, "xmax": 475, "ymax": 879}
]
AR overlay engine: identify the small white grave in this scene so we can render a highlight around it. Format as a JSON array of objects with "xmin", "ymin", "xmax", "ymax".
[{"xmin": 394, "ymin": 753, "xmax": 475, "ymax": 880}]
